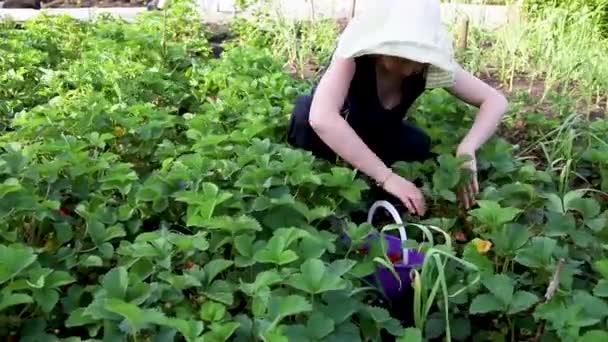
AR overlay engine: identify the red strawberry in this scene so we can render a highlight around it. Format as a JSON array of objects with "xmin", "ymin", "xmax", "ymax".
[
  {"xmin": 185, "ymin": 261, "xmax": 194, "ymax": 269},
  {"xmin": 454, "ymin": 231, "xmax": 467, "ymax": 242},
  {"xmin": 59, "ymin": 207, "xmax": 70, "ymax": 216},
  {"xmin": 387, "ymin": 251, "xmax": 401, "ymax": 264}
]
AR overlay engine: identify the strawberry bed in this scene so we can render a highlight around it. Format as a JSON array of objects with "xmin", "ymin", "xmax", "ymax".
[{"xmin": 1, "ymin": 1, "xmax": 607, "ymax": 341}]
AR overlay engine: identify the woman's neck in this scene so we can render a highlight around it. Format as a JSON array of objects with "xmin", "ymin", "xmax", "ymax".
[
  {"xmin": 374, "ymin": 60, "xmax": 404, "ymax": 110},
  {"xmin": 375, "ymin": 60, "xmax": 406, "ymax": 84}
]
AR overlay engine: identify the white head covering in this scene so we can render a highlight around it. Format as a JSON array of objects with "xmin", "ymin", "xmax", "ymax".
[{"xmin": 333, "ymin": 0, "xmax": 458, "ymax": 89}]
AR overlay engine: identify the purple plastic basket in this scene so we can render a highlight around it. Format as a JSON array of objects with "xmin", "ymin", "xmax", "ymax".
[
  {"xmin": 364, "ymin": 234, "xmax": 425, "ymax": 301},
  {"xmin": 344, "ymin": 200, "xmax": 426, "ymax": 302}
]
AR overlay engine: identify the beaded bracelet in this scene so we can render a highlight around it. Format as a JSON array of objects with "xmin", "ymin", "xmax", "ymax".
[{"xmin": 377, "ymin": 169, "xmax": 394, "ymax": 188}]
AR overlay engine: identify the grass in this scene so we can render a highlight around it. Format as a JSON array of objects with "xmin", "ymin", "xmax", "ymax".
[
  {"xmin": 232, "ymin": 2, "xmax": 607, "ymax": 118},
  {"xmin": 458, "ymin": 3, "xmax": 608, "ymax": 116}
]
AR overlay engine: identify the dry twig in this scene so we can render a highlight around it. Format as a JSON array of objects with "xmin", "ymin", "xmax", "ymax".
[{"xmin": 533, "ymin": 258, "xmax": 565, "ymax": 342}]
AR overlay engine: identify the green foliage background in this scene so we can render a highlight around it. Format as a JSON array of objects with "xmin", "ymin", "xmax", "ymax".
[{"xmin": 0, "ymin": 0, "xmax": 607, "ymax": 341}]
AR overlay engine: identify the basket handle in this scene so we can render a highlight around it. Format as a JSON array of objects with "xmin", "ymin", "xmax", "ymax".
[{"xmin": 366, "ymin": 200, "xmax": 409, "ymax": 265}]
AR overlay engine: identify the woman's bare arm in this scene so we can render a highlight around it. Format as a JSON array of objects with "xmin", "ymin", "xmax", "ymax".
[
  {"xmin": 446, "ymin": 65, "xmax": 509, "ymax": 152},
  {"xmin": 308, "ymin": 57, "xmax": 392, "ymax": 184}
]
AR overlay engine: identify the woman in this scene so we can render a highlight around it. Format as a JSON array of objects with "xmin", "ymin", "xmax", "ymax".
[{"xmin": 287, "ymin": 0, "xmax": 508, "ymax": 216}]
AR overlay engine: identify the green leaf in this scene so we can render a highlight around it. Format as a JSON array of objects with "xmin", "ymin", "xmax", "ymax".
[
  {"xmin": 253, "ymin": 232, "xmax": 300, "ymax": 266},
  {"xmin": 260, "ymin": 329, "xmax": 289, "ymax": 342},
  {"xmin": 174, "ymin": 182, "xmax": 232, "ymax": 223},
  {"xmin": 240, "ymin": 270, "xmax": 283, "ymax": 295},
  {"xmin": 203, "ymin": 322, "xmax": 240, "ymax": 342},
  {"xmin": 350, "ymin": 260, "xmax": 375, "ymax": 278},
  {"xmin": 33, "ymin": 288, "xmax": 59, "ymax": 313},
  {"xmin": 0, "ymin": 292, "xmax": 34, "ymax": 311},
  {"xmin": 327, "ymin": 259, "xmax": 357, "ymax": 277},
  {"xmin": 450, "ymin": 317, "xmax": 471, "ymax": 341},
  {"xmin": 285, "ymin": 258, "xmax": 347, "ymax": 294},
  {"xmin": 307, "ymin": 311, "xmax": 334, "ymax": 339},
  {"xmin": 204, "ymin": 280, "xmax": 234, "ymax": 306},
  {"xmin": 267, "ymin": 294, "xmax": 312, "ymax": 323},
  {"xmin": 46, "ymin": 270, "xmax": 76, "ymax": 288},
  {"xmin": 320, "ymin": 291, "xmax": 358, "ymax": 325},
  {"xmin": 165, "ymin": 319, "xmax": 204, "ymax": 341},
  {"xmin": 463, "ymin": 243, "xmax": 494, "ymax": 275},
  {"xmin": 65, "ymin": 308, "xmax": 97, "ymax": 327},
  {"xmin": 424, "ymin": 315, "xmax": 445, "ymax": 340},
  {"xmin": 101, "ymin": 267, "xmax": 129, "ymax": 299},
  {"xmin": 491, "ymin": 223, "xmax": 531, "ymax": 256},
  {"xmin": 469, "ymin": 294, "xmax": 505, "ymax": 314},
  {"xmin": 0, "ymin": 178, "xmax": 23, "ymax": 198},
  {"xmin": 578, "ymin": 330, "xmax": 608, "ymax": 342},
  {"xmin": 571, "ymin": 230, "xmax": 594, "ymax": 248},
  {"xmin": 594, "ymin": 259, "xmax": 608, "ymax": 280},
  {"xmin": 87, "ymin": 220, "xmax": 106, "ymax": 246},
  {"xmin": 200, "ymin": 301, "xmax": 226, "ymax": 322},
  {"xmin": 203, "ymin": 259, "xmax": 233, "ymax": 284},
  {"xmin": 563, "ymin": 190, "xmax": 586, "ymax": 210},
  {"xmin": 0, "ymin": 244, "xmax": 38, "ymax": 284},
  {"xmin": 469, "ymin": 200, "xmax": 522, "ymax": 229},
  {"xmin": 586, "ymin": 213, "xmax": 607, "ymax": 232},
  {"xmin": 508, "ymin": 291, "xmax": 539, "ymax": 314},
  {"xmin": 482, "ymin": 274, "xmax": 513, "ymax": 305},
  {"xmin": 366, "ymin": 306, "xmax": 391, "ymax": 323},
  {"xmin": 104, "ymin": 298, "xmax": 169, "ymax": 331},
  {"xmin": 325, "ymin": 321, "xmax": 362, "ymax": 342},
  {"xmin": 514, "ymin": 237, "xmax": 556, "ymax": 269},
  {"xmin": 593, "ymin": 280, "xmax": 608, "ymax": 297},
  {"xmin": 568, "ymin": 197, "xmax": 601, "ymax": 219},
  {"xmin": 200, "ymin": 215, "xmax": 263, "ymax": 232},
  {"xmin": 573, "ymin": 290, "xmax": 608, "ymax": 320},
  {"xmin": 99, "ymin": 162, "xmax": 138, "ymax": 195},
  {"xmin": 439, "ymin": 189, "xmax": 457, "ymax": 202},
  {"xmin": 234, "ymin": 234, "xmax": 255, "ymax": 257},
  {"xmin": 397, "ymin": 328, "xmax": 422, "ymax": 342},
  {"xmin": 81, "ymin": 255, "xmax": 104, "ymax": 267},
  {"xmin": 104, "ymin": 224, "xmax": 126, "ymax": 242},
  {"xmin": 544, "ymin": 212, "xmax": 576, "ymax": 237},
  {"xmin": 533, "ymin": 299, "xmax": 600, "ymax": 331},
  {"xmin": 26, "ymin": 267, "xmax": 51, "ymax": 289}
]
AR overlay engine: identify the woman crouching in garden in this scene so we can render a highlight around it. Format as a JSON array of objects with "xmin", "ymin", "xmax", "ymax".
[{"xmin": 287, "ymin": 0, "xmax": 509, "ymax": 217}]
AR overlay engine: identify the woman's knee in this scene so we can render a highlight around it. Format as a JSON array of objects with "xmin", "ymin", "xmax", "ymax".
[
  {"xmin": 405, "ymin": 123, "xmax": 432, "ymax": 160},
  {"xmin": 287, "ymin": 95, "xmax": 313, "ymax": 145},
  {"xmin": 380, "ymin": 122, "xmax": 433, "ymax": 164}
]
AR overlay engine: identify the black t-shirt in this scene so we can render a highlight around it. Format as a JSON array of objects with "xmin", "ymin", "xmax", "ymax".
[
  {"xmin": 307, "ymin": 55, "xmax": 428, "ymax": 122},
  {"xmin": 344, "ymin": 55, "xmax": 428, "ymax": 121}
]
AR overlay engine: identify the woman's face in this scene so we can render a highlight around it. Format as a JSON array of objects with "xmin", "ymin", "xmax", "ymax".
[{"xmin": 378, "ymin": 55, "xmax": 427, "ymax": 77}]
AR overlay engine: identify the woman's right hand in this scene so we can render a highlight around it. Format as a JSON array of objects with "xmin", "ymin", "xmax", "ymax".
[{"xmin": 382, "ymin": 173, "xmax": 426, "ymax": 216}]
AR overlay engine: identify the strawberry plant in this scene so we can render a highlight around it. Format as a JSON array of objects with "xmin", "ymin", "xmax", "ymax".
[{"xmin": 1, "ymin": 1, "xmax": 607, "ymax": 341}]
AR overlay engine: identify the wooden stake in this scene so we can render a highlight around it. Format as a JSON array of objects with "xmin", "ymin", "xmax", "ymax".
[
  {"xmin": 457, "ymin": 15, "xmax": 469, "ymax": 53},
  {"xmin": 310, "ymin": 0, "xmax": 315, "ymax": 22}
]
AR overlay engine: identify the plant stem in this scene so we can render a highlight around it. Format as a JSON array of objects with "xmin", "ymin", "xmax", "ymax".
[
  {"xmin": 533, "ymin": 258, "xmax": 565, "ymax": 342},
  {"xmin": 507, "ymin": 315, "xmax": 515, "ymax": 342}
]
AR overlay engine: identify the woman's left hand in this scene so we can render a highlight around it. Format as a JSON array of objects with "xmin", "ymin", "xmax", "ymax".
[{"xmin": 456, "ymin": 146, "xmax": 479, "ymax": 210}]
